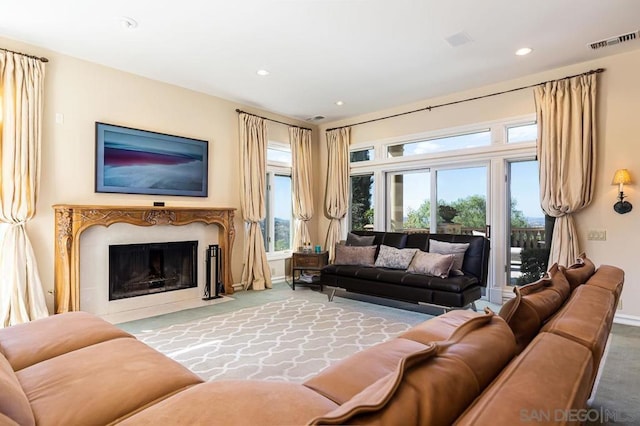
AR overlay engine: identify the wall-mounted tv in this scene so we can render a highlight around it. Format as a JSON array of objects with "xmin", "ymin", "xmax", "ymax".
[{"xmin": 95, "ymin": 122, "xmax": 208, "ymax": 197}]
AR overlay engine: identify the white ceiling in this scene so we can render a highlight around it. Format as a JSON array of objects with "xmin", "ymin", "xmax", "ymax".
[{"xmin": 2, "ymin": 0, "xmax": 640, "ymax": 123}]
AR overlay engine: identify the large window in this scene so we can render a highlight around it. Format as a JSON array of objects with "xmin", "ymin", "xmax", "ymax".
[
  {"xmin": 436, "ymin": 166, "xmax": 487, "ymax": 232},
  {"xmin": 387, "ymin": 130, "xmax": 491, "ymax": 158},
  {"xmin": 347, "ymin": 115, "xmax": 538, "ymax": 302},
  {"xmin": 386, "ymin": 170, "xmax": 430, "ymax": 231},
  {"xmin": 262, "ymin": 143, "xmax": 293, "ymax": 255}
]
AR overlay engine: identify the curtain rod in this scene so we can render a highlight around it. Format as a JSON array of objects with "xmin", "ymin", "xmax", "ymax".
[
  {"xmin": 0, "ymin": 47, "xmax": 49, "ymax": 63},
  {"xmin": 326, "ymin": 68, "xmax": 605, "ymax": 132},
  {"xmin": 235, "ymin": 109, "xmax": 312, "ymax": 131}
]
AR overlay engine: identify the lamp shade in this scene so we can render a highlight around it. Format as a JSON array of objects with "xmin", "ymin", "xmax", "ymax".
[{"xmin": 612, "ymin": 169, "xmax": 632, "ymax": 185}]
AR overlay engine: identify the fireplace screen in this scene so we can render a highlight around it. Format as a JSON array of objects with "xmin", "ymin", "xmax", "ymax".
[{"xmin": 109, "ymin": 241, "xmax": 198, "ymax": 300}]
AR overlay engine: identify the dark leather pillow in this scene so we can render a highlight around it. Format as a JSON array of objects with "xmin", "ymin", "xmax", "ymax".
[{"xmin": 346, "ymin": 232, "xmax": 376, "ymax": 246}]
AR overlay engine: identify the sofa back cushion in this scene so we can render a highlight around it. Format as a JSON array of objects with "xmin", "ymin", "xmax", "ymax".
[
  {"xmin": 345, "ymin": 232, "xmax": 376, "ymax": 246},
  {"xmin": 308, "ymin": 311, "xmax": 515, "ymax": 426},
  {"xmin": 0, "ymin": 352, "xmax": 35, "ymax": 426},
  {"xmin": 559, "ymin": 252, "xmax": 596, "ymax": 292},
  {"xmin": 333, "ymin": 244, "xmax": 377, "ymax": 267},
  {"xmin": 499, "ymin": 264, "xmax": 570, "ymax": 354}
]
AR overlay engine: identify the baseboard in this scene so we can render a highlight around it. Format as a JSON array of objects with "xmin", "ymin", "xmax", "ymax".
[{"xmin": 613, "ymin": 313, "xmax": 640, "ymax": 327}]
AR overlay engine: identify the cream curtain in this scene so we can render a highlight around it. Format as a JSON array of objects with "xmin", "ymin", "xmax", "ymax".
[
  {"xmin": 290, "ymin": 127, "xmax": 314, "ymax": 251},
  {"xmin": 239, "ymin": 113, "xmax": 272, "ymax": 290},
  {"xmin": 0, "ymin": 51, "xmax": 49, "ymax": 326},
  {"xmin": 535, "ymin": 73, "xmax": 597, "ymax": 267},
  {"xmin": 324, "ymin": 128, "xmax": 350, "ymax": 262}
]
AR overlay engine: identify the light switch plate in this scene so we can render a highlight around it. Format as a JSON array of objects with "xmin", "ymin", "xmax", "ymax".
[{"xmin": 587, "ymin": 229, "xmax": 607, "ymax": 241}]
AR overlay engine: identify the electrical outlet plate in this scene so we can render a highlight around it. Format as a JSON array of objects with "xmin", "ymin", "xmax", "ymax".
[{"xmin": 587, "ymin": 229, "xmax": 607, "ymax": 241}]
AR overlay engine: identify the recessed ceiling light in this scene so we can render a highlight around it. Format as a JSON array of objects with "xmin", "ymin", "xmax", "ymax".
[
  {"xmin": 335, "ymin": 100, "xmax": 344, "ymax": 106},
  {"xmin": 515, "ymin": 47, "xmax": 533, "ymax": 56},
  {"xmin": 256, "ymin": 69, "xmax": 270, "ymax": 76},
  {"xmin": 120, "ymin": 17, "xmax": 138, "ymax": 30}
]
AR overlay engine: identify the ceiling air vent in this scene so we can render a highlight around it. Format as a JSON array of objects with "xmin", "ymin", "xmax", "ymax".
[{"xmin": 589, "ymin": 30, "xmax": 639, "ymax": 50}]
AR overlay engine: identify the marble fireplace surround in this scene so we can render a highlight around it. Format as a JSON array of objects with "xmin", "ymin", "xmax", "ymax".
[{"xmin": 53, "ymin": 204, "xmax": 236, "ymax": 314}]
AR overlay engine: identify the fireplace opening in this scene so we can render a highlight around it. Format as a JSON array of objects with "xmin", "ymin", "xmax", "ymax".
[{"xmin": 109, "ymin": 241, "xmax": 198, "ymax": 301}]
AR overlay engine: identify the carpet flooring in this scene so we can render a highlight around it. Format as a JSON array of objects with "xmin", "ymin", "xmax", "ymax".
[{"xmin": 118, "ymin": 282, "xmax": 639, "ymax": 424}]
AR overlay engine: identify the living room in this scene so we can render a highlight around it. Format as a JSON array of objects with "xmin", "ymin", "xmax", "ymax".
[
  {"xmin": 1, "ymin": 1, "xmax": 640, "ymax": 424},
  {"xmin": 0, "ymin": 2, "xmax": 638, "ymax": 323}
]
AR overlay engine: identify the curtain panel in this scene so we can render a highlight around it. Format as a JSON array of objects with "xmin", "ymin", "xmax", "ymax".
[
  {"xmin": 535, "ymin": 73, "xmax": 597, "ymax": 267},
  {"xmin": 324, "ymin": 128, "xmax": 350, "ymax": 262},
  {"xmin": 0, "ymin": 51, "xmax": 49, "ymax": 326},
  {"xmin": 239, "ymin": 113, "xmax": 272, "ymax": 290},
  {"xmin": 290, "ymin": 127, "xmax": 314, "ymax": 251}
]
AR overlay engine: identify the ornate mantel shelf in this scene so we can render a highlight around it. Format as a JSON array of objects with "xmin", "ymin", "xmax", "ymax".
[{"xmin": 53, "ymin": 204, "xmax": 236, "ymax": 314}]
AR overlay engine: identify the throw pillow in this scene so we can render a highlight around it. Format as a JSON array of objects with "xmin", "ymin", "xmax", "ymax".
[
  {"xmin": 559, "ymin": 252, "xmax": 596, "ymax": 292},
  {"xmin": 374, "ymin": 245, "xmax": 418, "ymax": 270},
  {"xmin": 428, "ymin": 240, "xmax": 470, "ymax": 275},
  {"xmin": 407, "ymin": 251, "xmax": 455, "ymax": 278},
  {"xmin": 499, "ymin": 264, "xmax": 570, "ymax": 354},
  {"xmin": 333, "ymin": 245, "xmax": 377, "ymax": 267},
  {"xmin": 345, "ymin": 232, "xmax": 376, "ymax": 246}
]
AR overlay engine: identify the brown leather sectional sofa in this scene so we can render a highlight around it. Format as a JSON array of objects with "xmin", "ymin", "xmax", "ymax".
[{"xmin": 0, "ymin": 258, "xmax": 623, "ymax": 425}]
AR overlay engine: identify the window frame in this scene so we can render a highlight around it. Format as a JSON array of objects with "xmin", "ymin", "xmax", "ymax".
[{"xmin": 264, "ymin": 141, "xmax": 293, "ymax": 260}]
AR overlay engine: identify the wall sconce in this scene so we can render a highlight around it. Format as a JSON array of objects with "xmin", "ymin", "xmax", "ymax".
[{"xmin": 612, "ymin": 168, "xmax": 632, "ymax": 214}]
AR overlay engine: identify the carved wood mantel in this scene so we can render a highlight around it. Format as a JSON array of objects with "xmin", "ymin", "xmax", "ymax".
[{"xmin": 53, "ymin": 204, "xmax": 236, "ymax": 313}]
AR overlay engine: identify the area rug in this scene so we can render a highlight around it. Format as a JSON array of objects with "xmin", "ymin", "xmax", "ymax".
[{"xmin": 134, "ymin": 297, "xmax": 426, "ymax": 382}]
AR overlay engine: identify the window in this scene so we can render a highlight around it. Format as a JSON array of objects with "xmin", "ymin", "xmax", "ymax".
[
  {"xmin": 436, "ymin": 166, "xmax": 487, "ymax": 232},
  {"xmin": 387, "ymin": 130, "xmax": 491, "ymax": 158},
  {"xmin": 350, "ymin": 174, "xmax": 374, "ymax": 230},
  {"xmin": 386, "ymin": 170, "xmax": 430, "ymax": 231},
  {"xmin": 507, "ymin": 123, "xmax": 537, "ymax": 143},
  {"xmin": 262, "ymin": 143, "xmax": 293, "ymax": 255},
  {"xmin": 350, "ymin": 148, "xmax": 374, "ymax": 163}
]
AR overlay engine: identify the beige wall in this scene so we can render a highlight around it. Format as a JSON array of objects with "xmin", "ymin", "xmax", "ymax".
[
  {"xmin": 316, "ymin": 49, "xmax": 640, "ymax": 320},
  {"xmin": 0, "ymin": 36, "xmax": 318, "ymax": 313}
]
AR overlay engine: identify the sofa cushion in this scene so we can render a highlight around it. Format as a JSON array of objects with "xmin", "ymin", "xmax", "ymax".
[
  {"xmin": 407, "ymin": 251, "xmax": 454, "ymax": 278},
  {"xmin": 381, "ymin": 232, "xmax": 408, "ymax": 248},
  {"xmin": 559, "ymin": 252, "xmax": 596, "ymax": 292},
  {"xmin": 304, "ymin": 338, "xmax": 429, "ymax": 404},
  {"xmin": 0, "ymin": 353, "xmax": 34, "ymax": 426},
  {"xmin": 346, "ymin": 232, "xmax": 376, "ymax": 246},
  {"xmin": 333, "ymin": 244, "xmax": 377, "ymax": 266},
  {"xmin": 118, "ymin": 381, "xmax": 338, "ymax": 425},
  {"xmin": 585, "ymin": 265, "xmax": 624, "ymax": 302},
  {"xmin": 542, "ymin": 284, "xmax": 615, "ymax": 378},
  {"xmin": 455, "ymin": 332, "xmax": 593, "ymax": 426},
  {"xmin": 374, "ymin": 245, "xmax": 417, "ymax": 269},
  {"xmin": 499, "ymin": 264, "xmax": 570, "ymax": 354},
  {"xmin": 309, "ymin": 311, "xmax": 515, "ymax": 426},
  {"xmin": 16, "ymin": 337, "xmax": 203, "ymax": 426},
  {"xmin": 428, "ymin": 240, "xmax": 469, "ymax": 275},
  {"xmin": 0, "ymin": 311, "xmax": 134, "ymax": 371}
]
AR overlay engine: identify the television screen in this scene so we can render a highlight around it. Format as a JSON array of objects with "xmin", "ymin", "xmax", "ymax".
[{"xmin": 95, "ymin": 122, "xmax": 208, "ymax": 197}]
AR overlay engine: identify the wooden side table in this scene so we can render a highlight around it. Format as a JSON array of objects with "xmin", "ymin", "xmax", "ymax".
[{"xmin": 290, "ymin": 251, "xmax": 329, "ymax": 290}]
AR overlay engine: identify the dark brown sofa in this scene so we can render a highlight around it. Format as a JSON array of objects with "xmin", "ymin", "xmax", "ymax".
[
  {"xmin": 320, "ymin": 231, "xmax": 490, "ymax": 311},
  {"xmin": 0, "ymin": 259, "xmax": 623, "ymax": 425}
]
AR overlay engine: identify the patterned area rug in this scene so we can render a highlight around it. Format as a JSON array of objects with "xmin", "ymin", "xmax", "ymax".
[{"xmin": 134, "ymin": 297, "xmax": 424, "ymax": 382}]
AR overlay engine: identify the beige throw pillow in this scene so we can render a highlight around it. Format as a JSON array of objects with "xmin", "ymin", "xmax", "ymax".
[
  {"xmin": 333, "ymin": 245, "xmax": 377, "ymax": 266},
  {"xmin": 428, "ymin": 240, "xmax": 469, "ymax": 275},
  {"xmin": 407, "ymin": 251, "xmax": 455, "ymax": 278}
]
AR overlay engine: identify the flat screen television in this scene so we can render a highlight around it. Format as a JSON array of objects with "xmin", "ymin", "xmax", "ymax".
[{"xmin": 95, "ymin": 122, "xmax": 208, "ymax": 197}]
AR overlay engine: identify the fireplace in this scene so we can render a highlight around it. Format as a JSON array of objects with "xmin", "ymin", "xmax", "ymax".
[{"xmin": 109, "ymin": 240, "xmax": 198, "ymax": 301}]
